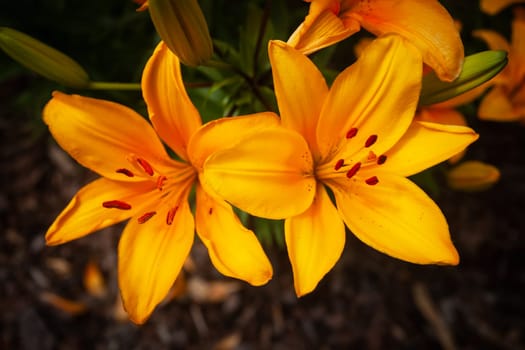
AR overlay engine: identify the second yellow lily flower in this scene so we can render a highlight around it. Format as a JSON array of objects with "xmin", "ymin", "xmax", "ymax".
[{"xmin": 201, "ymin": 35, "xmax": 478, "ymax": 296}]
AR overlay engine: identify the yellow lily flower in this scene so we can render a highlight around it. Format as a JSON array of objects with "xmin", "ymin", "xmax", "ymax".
[
  {"xmin": 201, "ymin": 35, "xmax": 479, "ymax": 296},
  {"xmin": 43, "ymin": 42, "xmax": 273, "ymax": 324},
  {"xmin": 288, "ymin": 0, "xmax": 464, "ymax": 81},
  {"xmin": 480, "ymin": 0, "xmax": 525, "ymax": 15},
  {"xmin": 474, "ymin": 8, "xmax": 525, "ymax": 122}
]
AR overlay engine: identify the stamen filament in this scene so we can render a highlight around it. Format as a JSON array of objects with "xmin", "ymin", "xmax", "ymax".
[
  {"xmin": 166, "ymin": 206, "xmax": 178, "ymax": 225},
  {"xmin": 157, "ymin": 175, "xmax": 167, "ymax": 190},
  {"xmin": 137, "ymin": 158, "xmax": 154, "ymax": 176}
]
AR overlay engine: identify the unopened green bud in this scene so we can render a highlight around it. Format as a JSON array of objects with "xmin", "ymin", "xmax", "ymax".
[
  {"xmin": 0, "ymin": 27, "xmax": 90, "ymax": 88},
  {"xmin": 447, "ymin": 161, "xmax": 500, "ymax": 192},
  {"xmin": 419, "ymin": 50, "xmax": 507, "ymax": 106},
  {"xmin": 148, "ymin": 0, "xmax": 213, "ymax": 66}
]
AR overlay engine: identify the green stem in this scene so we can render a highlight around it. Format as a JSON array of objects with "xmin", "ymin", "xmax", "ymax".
[
  {"xmin": 207, "ymin": 45, "xmax": 274, "ymax": 112},
  {"xmin": 87, "ymin": 81, "xmax": 141, "ymax": 90}
]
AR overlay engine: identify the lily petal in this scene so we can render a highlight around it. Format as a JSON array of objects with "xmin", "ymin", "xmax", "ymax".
[
  {"xmin": 472, "ymin": 29, "xmax": 511, "ymax": 52},
  {"xmin": 346, "ymin": 0, "xmax": 464, "ymax": 81},
  {"xmin": 142, "ymin": 42, "xmax": 202, "ymax": 161},
  {"xmin": 188, "ymin": 112, "xmax": 280, "ymax": 170},
  {"xmin": 43, "ymin": 92, "xmax": 175, "ymax": 181},
  {"xmin": 317, "ymin": 35, "xmax": 421, "ymax": 161},
  {"xmin": 195, "ymin": 185, "xmax": 273, "ymax": 286},
  {"xmin": 416, "ymin": 108, "xmax": 469, "ymax": 164},
  {"xmin": 118, "ymin": 200, "xmax": 194, "ymax": 324},
  {"xmin": 269, "ymin": 40, "xmax": 328, "ymax": 158},
  {"xmin": 332, "ymin": 174, "xmax": 459, "ymax": 265},
  {"xmin": 287, "ymin": 6, "xmax": 359, "ymax": 55},
  {"xmin": 285, "ymin": 184, "xmax": 345, "ymax": 296},
  {"xmin": 46, "ymin": 178, "xmax": 156, "ymax": 245},
  {"xmin": 202, "ymin": 127, "xmax": 316, "ymax": 219},
  {"xmin": 480, "ymin": 0, "xmax": 525, "ymax": 15},
  {"xmin": 383, "ymin": 120, "xmax": 478, "ymax": 176},
  {"xmin": 478, "ymin": 86, "xmax": 522, "ymax": 121}
]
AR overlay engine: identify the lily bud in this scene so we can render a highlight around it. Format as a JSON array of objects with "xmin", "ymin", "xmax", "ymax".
[
  {"xmin": 0, "ymin": 27, "xmax": 90, "ymax": 88},
  {"xmin": 447, "ymin": 161, "xmax": 500, "ymax": 192},
  {"xmin": 419, "ymin": 50, "xmax": 507, "ymax": 106},
  {"xmin": 147, "ymin": 0, "xmax": 213, "ymax": 66}
]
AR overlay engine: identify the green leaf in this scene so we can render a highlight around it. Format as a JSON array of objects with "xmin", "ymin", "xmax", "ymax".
[{"xmin": 419, "ymin": 50, "xmax": 507, "ymax": 106}]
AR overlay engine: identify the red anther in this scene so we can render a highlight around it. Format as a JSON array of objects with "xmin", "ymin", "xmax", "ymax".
[
  {"xmin": 156, "ymin": 175, "xmax": 167, "ymax": 190},
  {"xmin": 138, "ymin": 211, "xmax": 156, "ymax": 224},
  {"xmin": 334, "ymin": 159, "xmax": 345, "ymax": 171},
  {"xmin": 102, "ymin": 200, "xmax": 132, "ymax": 210},
  {"xmin": 137, "ymin": 158, "xmax": 154, "ymax": 176},
  {"xmin": 116, "ymin": 168, "xmax": 134, "ymax": 177},
  {"xmin": 166, "ymin": 206, "xmax": 178, "ymax": 225},
  {"xmin": 365, "ymin": 176, "xmax": 379, "ymax": 185},
  {"xmin": 377, "ymin": 155, "xmax": 387, "ymax": 165},
  {"xmin": 365, "ymin": 134, "xmax": 378, "ymax": 148},
  {"xmin": 346, "ymin": 162, "xmax": 361, "ymax": 179},
  {"xmin": 209, "ymin": 208, "xmax": 213, "ymax": 215},
  {"xmin": 346, "ymin": 127, "xmax": 358, "ymax": 139}
]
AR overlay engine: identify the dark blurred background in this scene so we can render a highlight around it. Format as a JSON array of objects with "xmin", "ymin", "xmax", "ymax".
[{"xmin": 1, "ymin": 1, "xmax": 524, "ymax": 349}]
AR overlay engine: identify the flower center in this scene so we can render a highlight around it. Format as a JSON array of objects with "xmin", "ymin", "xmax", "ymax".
[
  {"xmin": 316, "ymin": 127, "xmax": 387, "ymax": 185},
  {"xmin": 101, "ymin": 154, "xmax": 195, "ymax": 225}
]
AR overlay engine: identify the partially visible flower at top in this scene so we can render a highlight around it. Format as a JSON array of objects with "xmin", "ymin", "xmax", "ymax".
[
  {"xmin": 480, "ymin": 0, "xmax": 525, "ymax": 15},
  {"xmin": 474, "ymin": 7, "xmax": 525, "ymax": 123},
  {"xmin": 146, "ymin": 0, "xmax": 213, "ymax": 66},
  {"xmin": 43, "ymin": 42, "xmax": 273, "ymax": 324},
  {"xmin": 287, "ymin": 0, "xmax": 464, "ymax": 81},
  {"xmin": 201, "ymin": 35, "xmax": 478, "ymax": 296}
]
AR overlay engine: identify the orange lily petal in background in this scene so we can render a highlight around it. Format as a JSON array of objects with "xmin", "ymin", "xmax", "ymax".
[
  {"xmin": 446, "ymin": 160, "xmax": 501, "ymax": 192},
  {"xmin": 480, "ymin": 0, "xmax": 525, "ymax": 15},
  {"xmin": 288, "ymin": 0, "xmax": 464, "ymax": 81},
  {"xmin": 288, "ymin": 0, "xmax": 360, "ymax": 55},
  {"xmin": 474, "ymin": 8, "xmax": 525, "ymax": 121}
]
